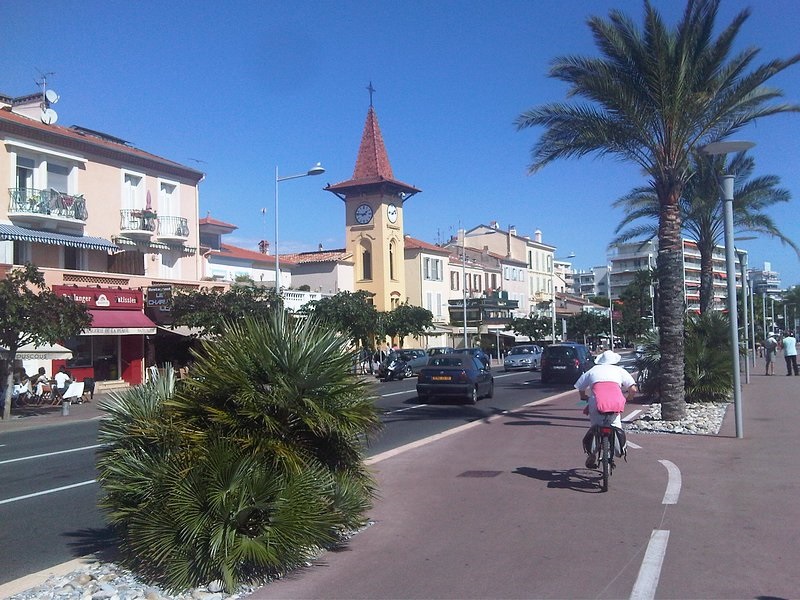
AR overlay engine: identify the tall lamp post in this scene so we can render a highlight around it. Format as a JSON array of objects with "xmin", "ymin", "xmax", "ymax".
[
  {"xmin": 736, "ymin": 248, "xmax": 751, "ymax": 384},
  {"xmin": 703, "ymin": 140, "xmax": 755, "ymax": 439},
  {"xmin": 274, "ymin": 162, "xmax": 325, "ymax": 293}
]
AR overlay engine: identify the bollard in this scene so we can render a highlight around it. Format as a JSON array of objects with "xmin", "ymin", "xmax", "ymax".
[{"xmin": 61, "ymin": 399, "xmax": 70, "ymax": 416}]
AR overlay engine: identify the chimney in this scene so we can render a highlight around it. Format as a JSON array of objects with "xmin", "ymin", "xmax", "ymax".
[
  {"xmin": 490, "ymin": 220, "xmax": 499, "ymax": 229},
  {"xmin": 318, "ymin": 243, "xmax": 324, "ymax": 251},
  {"xmin": 534, "ymin": 229, "xmax": 542, "ymax": 243},
  {"xmin": 509, "ymin": 225, "xmax": 517, "ymax": 236}
]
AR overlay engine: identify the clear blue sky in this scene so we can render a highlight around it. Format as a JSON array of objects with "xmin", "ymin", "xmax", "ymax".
[{"xmin": 3, "ymin": 1, "xmax": 799, "ymax": 284}]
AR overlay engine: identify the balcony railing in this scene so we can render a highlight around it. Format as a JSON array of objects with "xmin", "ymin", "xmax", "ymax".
[
  {"xmin": 157, "ymin": 215, "xmax": 190, "ymax": 240},
  {"xmin": 8, "ymin": 187, "xmax": 88, "ymax": 221},
  {"xmin": 120, "ymin": 208, "xmax": 157, "ymax": 234}
]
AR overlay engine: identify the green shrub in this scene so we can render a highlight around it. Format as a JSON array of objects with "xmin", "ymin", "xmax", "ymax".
[
  {"xmin": 634, "ymin": 311, "xmax": 734, "ymax": 403},
  {"xmin": 97, "ymin": 312, "xmax": 381, "ymax": 593}
]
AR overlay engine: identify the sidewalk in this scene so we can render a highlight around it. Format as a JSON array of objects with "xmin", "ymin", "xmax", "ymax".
[{"xmin": 0, "ymin": 393, "xmax": 109, "ymax": 431}]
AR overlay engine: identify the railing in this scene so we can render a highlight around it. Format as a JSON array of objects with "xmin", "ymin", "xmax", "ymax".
[
  {"xmin": 157, "ymin": 215, "xmax": 190, "ymax": 238},
  {"xmin": 8, "ymin": 187, "xmax": 88, "ymax": 221},
  {"xmin": 120, "ymin": 208, "xmax": 157, "ymax": 233}
]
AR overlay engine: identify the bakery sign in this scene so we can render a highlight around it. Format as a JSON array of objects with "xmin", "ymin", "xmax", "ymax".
[{"xmin": 53, "ymin": 285, "xmax": 144, "ymax": 309}]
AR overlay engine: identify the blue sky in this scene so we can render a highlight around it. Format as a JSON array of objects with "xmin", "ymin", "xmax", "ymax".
[{"xmin": 3, "ymin": 0, "xmax": 799, "ymax": 284}]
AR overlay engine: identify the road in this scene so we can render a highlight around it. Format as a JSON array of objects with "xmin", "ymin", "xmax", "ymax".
[{"xmin": 0, "ymin": 367, "xmax": 569, "ymax": 586}]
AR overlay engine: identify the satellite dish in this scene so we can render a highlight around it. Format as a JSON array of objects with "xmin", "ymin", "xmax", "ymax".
[
  {"xmin": 45, "ymin": 89, "xmax": 60, "ymax": 104},
  {"xmin": 41, "ymin": 108, "xmax": 58, "ymax": 125}
]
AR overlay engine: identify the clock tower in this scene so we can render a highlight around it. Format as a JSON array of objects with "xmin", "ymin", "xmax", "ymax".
[{"xmin": 325, "ymin": 97, "xmax": 420, "ymax": 311}]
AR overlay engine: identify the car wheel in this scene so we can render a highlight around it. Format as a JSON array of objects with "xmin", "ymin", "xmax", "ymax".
[
  {"xmin": 504, "ymin": 368, "xmax": 509, "ymax": 372},
  {"xmin": 403, "ymin": 366, "xmax": 413, "ymax": 379},
  {"xmin": 467, "ymin": 386, "xmax": 478, "ymax": 404},
  {"xmin": 486, "ymin": 381, "xmax": 494, "ymax": 399},
  {"xmin": 533, "ymin": 360, "xmax": 540, "ymax": 370}
]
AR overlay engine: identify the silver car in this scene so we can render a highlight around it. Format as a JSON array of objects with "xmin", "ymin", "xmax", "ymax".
[{"xmin": 503, "ymin": 344, "xmax": 543, "ymax": 372}]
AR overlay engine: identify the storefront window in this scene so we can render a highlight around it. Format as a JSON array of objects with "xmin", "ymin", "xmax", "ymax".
[{"xmin": 64, "ymin": 335, "xmax": 119, "ymax": 381}]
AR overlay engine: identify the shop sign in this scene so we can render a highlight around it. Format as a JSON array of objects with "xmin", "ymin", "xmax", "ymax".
[
  {"xmin": 145, "ymin": 285, "xmax": 174, "ymax": 325},
  {"xmin": 53, "ymin": 285, "xmax": 143, "ymax": 309}
]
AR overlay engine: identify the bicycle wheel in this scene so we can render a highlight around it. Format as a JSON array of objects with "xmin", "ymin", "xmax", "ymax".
[{"xmin": 600, "ymin": 435, "xmax": 610, "ymax": 492}]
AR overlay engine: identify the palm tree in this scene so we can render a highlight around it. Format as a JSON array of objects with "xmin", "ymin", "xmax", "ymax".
[
  {"xmin": 515, "ymin": 0, "xmax": 799, "ymax": 420},
  {"xmin": 612, "ymin": 150, "xmax": 798, "ymax": 314}
]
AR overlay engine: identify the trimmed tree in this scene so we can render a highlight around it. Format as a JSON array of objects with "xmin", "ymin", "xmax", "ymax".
[
  {"xmin": 0, "ymin": 265, "xmax": 91, "ymax": 419},
  {"xmin": 383, "ymin": 303, "xmax": 434, "ymax": 347}
]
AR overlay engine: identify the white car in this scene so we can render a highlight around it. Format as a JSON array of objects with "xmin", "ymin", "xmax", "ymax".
[{"xmin": 503, "ymin": 344, "xmax": 543, "ymax": 372}]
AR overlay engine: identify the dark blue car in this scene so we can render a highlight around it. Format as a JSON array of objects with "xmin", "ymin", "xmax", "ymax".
[{"xmin": 416, "ymin": 353, "xmax": 494, "ymax": 404}]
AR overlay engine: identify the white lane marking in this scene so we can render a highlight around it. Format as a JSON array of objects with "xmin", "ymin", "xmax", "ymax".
[
  {"xmin": 658, "ymin": 459, "xmax": 681, "ymax": 504},
  {"xmin": 0, "ymin": 479, "xmax": 96, "ymax": 505},
  {"xmin": 627, "ymin": 441, "xmax": 642, "ymax": 449},
  {"xmin": 0, "ymin": 444, "xmax": 103, "ymax": 466},
  {"xmin": 630, "ymin": 529, "xmax": 670, "ymax": 600},
  {"xmin": 385, "ymin": 404, "xmax": 427, "ymax": 414},
  {"xmin": 623, "ymin": 409, "xmax": 642, "ymax": 422}
]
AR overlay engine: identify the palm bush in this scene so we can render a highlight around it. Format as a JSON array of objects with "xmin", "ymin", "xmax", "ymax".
[
  {"xmin": 635, "ymin": 311, "xmax": 734, "ymax": 404},
  {"xmin": 97, "ymin": 312, "xmax": 381, "ymax": 593}
]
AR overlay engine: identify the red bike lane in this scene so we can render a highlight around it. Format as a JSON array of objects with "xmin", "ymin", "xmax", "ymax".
[{"xmin": 250, "ymin": 391, "xmax": 682, "ymax": 599}]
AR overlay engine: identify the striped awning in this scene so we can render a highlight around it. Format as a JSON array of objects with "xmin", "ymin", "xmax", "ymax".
[{"xmin": 0, "ymin": 224, "xmax": 118, "ymax": 252}]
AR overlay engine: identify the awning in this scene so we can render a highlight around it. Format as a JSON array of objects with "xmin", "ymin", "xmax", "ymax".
[
  {"xmin": 0, "ymin": 224, "xmax": 118, "ymax": 252},
  {"xmin": 0, "ymin": 342, "xmax": 73, "ymax": 360},
  {"xmin": 84, "ymin": 309, "xmax": 157, "ymax": 335},
  {"xmin": 156, "ymin": 325, "xmax": 203, "ymax": 337},
  {"xmin": 498, "ymin": 331, "xmax": 536, "ymax": 343}
]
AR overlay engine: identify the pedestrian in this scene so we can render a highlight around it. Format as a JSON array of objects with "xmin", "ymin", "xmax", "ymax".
[
  {"xmin": 780, "ymin": 331, "xmax": 798, "ymax": 376},
  {"xmin": 764, "ymin": 335, "xmax": 778, "ymax": 375}
]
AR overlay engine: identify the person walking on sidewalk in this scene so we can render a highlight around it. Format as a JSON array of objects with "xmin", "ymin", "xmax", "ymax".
[
  {"xmin": 780, "ymin": 332, "xmax": 798, "ymax": 376},
  {"xmin": 765, "ymin": 335, "xmax": 778, "ymax": 375}
]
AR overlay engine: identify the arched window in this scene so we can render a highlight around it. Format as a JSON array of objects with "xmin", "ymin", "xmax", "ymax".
[
  {"xmin": 389, "ymin": 240, "xmax": 396, "ymax": 280},
  {"xmin": 361, "ymin": 240, "xmax": 372, "ymax": 281}
]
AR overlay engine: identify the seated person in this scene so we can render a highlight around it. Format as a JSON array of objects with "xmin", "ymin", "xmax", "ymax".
[
  {"xmin": 30, "ymin": 367, "xmax": 49, "ymax": 397},
  {"xmin": 53, "ymin": 365, "xmax": 72, "ymax": 399},
  {"xmin": 11, "ymin": 369, "xmax": 31, "ymax": 406}
]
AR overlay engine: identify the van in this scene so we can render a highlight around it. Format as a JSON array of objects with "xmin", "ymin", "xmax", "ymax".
[{"xmin": 540, "ymin": 343, "xmax": 593, "ymax": 384}]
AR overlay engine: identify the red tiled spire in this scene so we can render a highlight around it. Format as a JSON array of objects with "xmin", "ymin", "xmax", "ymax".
[{"xmin": 352, "ymin": 106, "xmax": 393, "ymax": 180}]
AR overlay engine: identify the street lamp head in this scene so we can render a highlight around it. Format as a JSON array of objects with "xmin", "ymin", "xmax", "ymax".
[
  {"xmin": 702, "ymin": 140, "xmax": 755, "ymax": 156},
  {"xmin": 307, "ymin": 163, "xmax": 325, "ymax": 176}
]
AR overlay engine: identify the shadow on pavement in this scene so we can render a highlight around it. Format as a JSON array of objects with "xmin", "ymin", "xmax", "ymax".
[
  {"xmin": 514, "ymin": 466, "xmax": 603, "ymax": 493},
  {"xmin": 65, "ymin": 526, "xmax": 121, "ymax": 563}
]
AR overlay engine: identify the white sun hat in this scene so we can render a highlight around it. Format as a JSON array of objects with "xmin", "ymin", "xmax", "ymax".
[{"xmin": 594, "ymin": 350, "xmax": 622, "ymax": 365}]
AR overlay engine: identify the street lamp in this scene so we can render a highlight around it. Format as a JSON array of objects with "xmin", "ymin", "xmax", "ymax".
[
  {"xmin": 735, "ymin": 248, "xmax": 750, "ymax": 384},
  {"xmin": 703, "ymin": 140, "xmax": 755, "ymax": 439},
  {"xmin": 274, "ymin": 162, "xmax": 325, "ymax": 293}
]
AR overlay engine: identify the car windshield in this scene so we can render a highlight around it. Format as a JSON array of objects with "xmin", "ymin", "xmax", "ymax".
[
  {"xmin": 545, "ymin": 347, "xmax": 576, "ymax": 359},
  {"xmin": 428, "ymin": 357, "xmax": 464, "ymax": 367},
  {"xmin": 509, "ymin": 347, "xmax": 535, "ymax": 355}
]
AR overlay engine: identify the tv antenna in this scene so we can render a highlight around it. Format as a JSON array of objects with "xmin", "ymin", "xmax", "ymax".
[{"xmin": 34, "ymin": 70, "xmax": 59, "ymax": 125}]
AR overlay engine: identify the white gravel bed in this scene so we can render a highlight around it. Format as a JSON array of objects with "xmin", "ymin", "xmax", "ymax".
[{"xmin": 624, "ymin": 401, "xmax": 729, "ymax": 435}]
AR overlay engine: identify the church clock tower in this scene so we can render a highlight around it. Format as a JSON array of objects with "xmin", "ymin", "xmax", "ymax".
[{"xmin": 325, "ymin": 91, "xmax": 420, "ymax": 312}]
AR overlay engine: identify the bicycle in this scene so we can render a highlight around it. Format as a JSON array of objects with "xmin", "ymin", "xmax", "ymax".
[{"xmin": 585, "ymin": 412, "xmax": 625, "ymax": 492}]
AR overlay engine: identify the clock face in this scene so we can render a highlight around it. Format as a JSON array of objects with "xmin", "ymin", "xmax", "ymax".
[
  {"xmin": 355, "ymin": 203, "xmax": 373, "ymax": 224},
  {"xmin": 387, "ymin": 203, "xmax": 398, "ymax": 223}
]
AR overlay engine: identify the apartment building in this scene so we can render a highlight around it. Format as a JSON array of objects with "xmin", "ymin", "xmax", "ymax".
[
  {"xmin": 0, "ymin": 90, "xmax": 206, "ymax": 386},
  {"xmin": 749, "ymin": 261, "xmax": 782, "ymax": 296},
  {"xmin": 602, "ymin": 240, "xmax": 741, "ymax": 313}
]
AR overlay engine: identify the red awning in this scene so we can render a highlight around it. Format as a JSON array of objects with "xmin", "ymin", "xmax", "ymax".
[{"xmin": 85, "ymin": 309, "xmax": 157, "ymax": 336}]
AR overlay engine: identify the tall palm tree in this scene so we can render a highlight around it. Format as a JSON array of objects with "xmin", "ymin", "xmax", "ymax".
[
  {"xmin": 515, "ymin": 0, "xmax": 799, "ymax": 420},
  {"xmin": 612, "ymin": 150, "xmax": 798, "ymax": 314}
]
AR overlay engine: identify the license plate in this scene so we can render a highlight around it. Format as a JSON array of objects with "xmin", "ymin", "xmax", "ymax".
[
  {"xmin": 432, "ymin": 376, "xmax": 450, "ymax": 381},
  {"xmin": 553, "ymin": 365, "xmax": 566, "ymax": 370}
]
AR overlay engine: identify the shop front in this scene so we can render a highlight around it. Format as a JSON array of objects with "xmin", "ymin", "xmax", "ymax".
[{"xmin": 53, "ymin": 285, "xmax": 157, "ymax": 386}]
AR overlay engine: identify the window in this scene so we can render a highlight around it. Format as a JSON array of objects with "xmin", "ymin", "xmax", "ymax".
[
  {"xmin": 160, "ymin": 181, "xmax": 178, "ymax": 216},
  {"xmin": 47, "ymin": 163, "xmax": 69, "ymax": 192},
  {"xmin": 123, "ymin": 173, "xmax": 143, "ymax": 209},
  {"xmin": 451, "ymin": 271, "xmax": 459, "ymax": 291},
  {"xmin": 16, "ymin": 157, "xmax": 34, "ymax": 190},
  {"xmin": 63, "ymin": 247, "xmax": 87, "ymax": 270},
  {"xmin": 424, "ymin": 257, "xmax": 443, "ymax": 281},
  {"xmin": 361, "ymin": 243, "xmax": 372, "ymax": 281},
  {"xmin": 389, "ymin": 241, "xmax": 396, "ymax": 280},
  {"xmin": 13, "ymin": 241, "xmax": 31, "ymax": 265}
]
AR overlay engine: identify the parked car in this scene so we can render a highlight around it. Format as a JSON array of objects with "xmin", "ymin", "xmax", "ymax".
[
  {"xmin": 408, "ymin": 346, "xmax": 456, "ymax": 375},
  {"xmin": 462, "ymin": 347, "xmax": 491, "ymax": 370},
  {"xmin": 540, "ymin": 342, "xmax": 593, "ymax": 384},
  {"xmin": 376, "ymin": 349, "xmax": 426, "ymax": 380},
  {"xmin": 503, "ymin": 344, "xmax": 543, "ymax": 372},
  {"xmin": 416, "ymin": 353, "xmax": 494, "ymax": 404}
]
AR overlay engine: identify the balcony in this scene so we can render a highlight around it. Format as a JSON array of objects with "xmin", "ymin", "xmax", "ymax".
[
  {"xmin": 157, "ymin": 215, "xmax": 190, "ymax": 242},
  {"xmin": 120, "ymin": 208, "xmax": 157, "ymax": 239},
  {"xmin": 8, "ymin": 187, "xmax": 88, "ymax": 231}
]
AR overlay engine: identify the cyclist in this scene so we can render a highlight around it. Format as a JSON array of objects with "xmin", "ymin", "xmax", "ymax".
[{"xmin": 575, "ymin": 350, "xmax": 637, "ymax": 469}]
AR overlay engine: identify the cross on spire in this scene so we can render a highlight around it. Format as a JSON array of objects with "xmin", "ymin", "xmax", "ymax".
[{"xmin": 366, "ymin": 81, "xmax": 375, "ymax": 107}]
